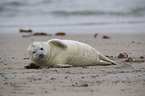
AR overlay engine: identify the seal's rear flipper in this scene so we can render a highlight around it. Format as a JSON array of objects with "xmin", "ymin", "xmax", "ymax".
[
  {"xmin": 96, "ymin": 60, "xmax": 113, "ymax": 66},
  {"xmin": 48, "ymin": 39, "xmax": 67, "ymax": 48},
  {"xmin": 52, "ymin": 64, "xmax": 72, "ymax": 68},
  {"xmin": 98, "ymin": 52, "xmax": 117, "ymax": 65}
]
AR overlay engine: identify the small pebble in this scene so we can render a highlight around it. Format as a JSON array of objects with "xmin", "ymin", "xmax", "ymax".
[
  {"xmin": 65, "ymin": 76, "xmax": 68, "ymax": 79},
  {"xmin": 125, "ymin": 57, "xmax": 133, "ymax": 62},
  {"xmin": 29, "ymin": 80, "xmax": 32, "ymax": 82},
  {"xmin": 33, "ymin": 32, "xmax": 49, "ymax": 36},
  {"xmin": 118, "ymin": 53, "xmax": 128, "ymax": 58},
  {"xmin": 1, "ymin": 75, "xmax": 5, "ymax": 77},
  {"xmin": 55, "ymin": 32, "xmax": 66, "ymax": 36},
  {"xmin": 131, "ymin": 41, "xmax": 135, "ymax": 43},
  {"xmin": 140, "ymin": 56, "xmax": 144, "ymax": 59},
  {"xmin": 103, "ymin": 35, "xmax": 110, "ymax": 39},
  {"xmin": 19, "ymin": 29, "xmax": 32, "ymax": 33},
  {"xmin": 94, "ymin": 33, "xmax": 98, "ymax": 38},
  {"xmin": 24, "ymin": 57, "xmax": 29, "ymax": 60},
  {"xmin": 51, "ymin": 78, "xmax": 56, "ymax": 80}
]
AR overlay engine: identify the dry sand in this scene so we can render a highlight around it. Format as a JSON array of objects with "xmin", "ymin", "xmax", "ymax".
[{"xmin": 0, "ymin": 33, "xmax": 145, "ymax": 96}]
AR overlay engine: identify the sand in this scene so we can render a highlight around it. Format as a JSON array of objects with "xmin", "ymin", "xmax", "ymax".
[{"xmin": 0, "ymin": 33, "xmax": 145, "ymax": 96}]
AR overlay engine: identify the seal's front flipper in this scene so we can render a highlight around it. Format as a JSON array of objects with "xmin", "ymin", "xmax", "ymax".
[
  {"xmin": 48, "ymin": 39, "xmax": 67, "ymax": 48},
  {"xmin": 52, "ymin": 64, "xmax": 72, "ymax": 68}
]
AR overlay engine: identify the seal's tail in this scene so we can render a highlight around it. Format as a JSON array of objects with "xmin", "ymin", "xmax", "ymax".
[{"xmin": 98, "ymin": 52, "xmax": 117, "ymax": 65}]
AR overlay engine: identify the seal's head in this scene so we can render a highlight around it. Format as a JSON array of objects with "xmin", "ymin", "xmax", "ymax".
[{"xmin": 28, "ymin": 42, "xmax": 50, "ymax": 62}]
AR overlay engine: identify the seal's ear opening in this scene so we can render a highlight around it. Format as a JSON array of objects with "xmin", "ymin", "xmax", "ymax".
[{"xmin": 49, "ymin": 39, "xmax": 67, "ymax": 48}]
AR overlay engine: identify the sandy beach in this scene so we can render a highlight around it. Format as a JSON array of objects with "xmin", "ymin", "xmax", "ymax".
[{"xmin": 0, "ymin": 33, "xmax": 145, "ymax": 96}]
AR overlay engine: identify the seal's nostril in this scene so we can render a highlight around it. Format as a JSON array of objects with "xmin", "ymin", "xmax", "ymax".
[{"xmin": 39, "ymin": 54, "xmax": 44, "ymax": 59}]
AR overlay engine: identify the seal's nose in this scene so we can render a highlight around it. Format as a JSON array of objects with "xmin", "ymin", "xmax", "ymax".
[{"xmin": 38, "ymin": 54, "xmax": 45, "ymax": 59}]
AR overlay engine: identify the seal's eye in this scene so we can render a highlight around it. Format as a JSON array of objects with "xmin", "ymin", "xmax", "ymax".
[
  {"xmin": 40, "ymin": 48, "xmax": 43, "ymax": 50},
  {"xmin": 32, "ymin": 51, "xmax": 36, "ymax": 54}
]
